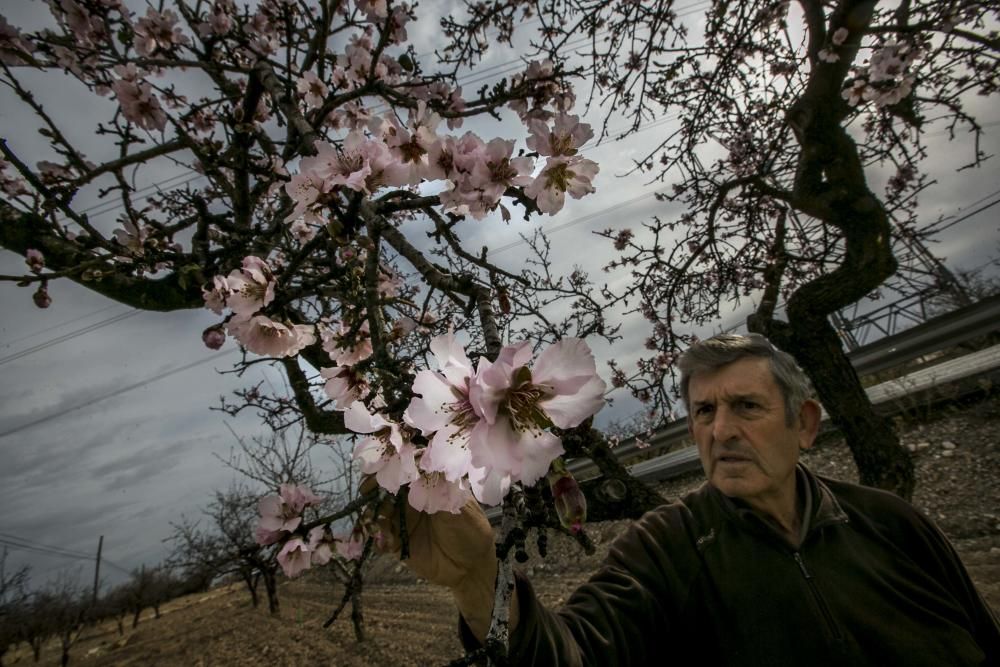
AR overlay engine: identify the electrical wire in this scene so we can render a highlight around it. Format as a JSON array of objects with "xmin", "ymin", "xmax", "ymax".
[{"xmin": 0, "ymin": 348, "xmax": 237, "ymax": 439}]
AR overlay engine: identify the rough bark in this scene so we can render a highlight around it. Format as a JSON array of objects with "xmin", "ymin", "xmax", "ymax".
[{"xmin": 753, "ymin": 0, "xmax": 915, "ymax": 498}]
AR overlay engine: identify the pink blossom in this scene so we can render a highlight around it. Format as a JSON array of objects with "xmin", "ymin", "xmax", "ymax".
[
  {"xmin": 470, "ymin": 138, "xmax": 534, "ymax": 202},
  {"xmin": 526, "ymin": 114, "xmax": 593, "ymax": 157},
  {"xmin": 111, "ymin": 78, "xmax": 168, "ymax": 132},
  {"xmin": 525, "ymin": 156, "xmax": 599, "ymax": 215},
  {"xmin": 321, "ymin": 365, "xmax": 368, "ymax": 410},
  {"xmin": 345, "ymin": 402, "xmax": 419, "ymax": 494},
  {"xmin": 283, "ymin": 169, "xmax": 326, "ymax": 222},
  {"xmin": 280, "ymin": 483, "xmax": 323, "ymax": 513},
  {"xmin": 307, "ymin": 526, "xmax": 334, "ymax": 565},
  {"xmin": 197, "ymin": 1, "xmax": 234, "ymax": 37},
  {"xmin": 404, "ymin": 331, "xmax": 482, "ymax": 483},
  {"xmin": 818, "ymin": 48, "xmax": 839, "ymax": 63},
  {"xmin": 228, "ymin": 315, "xmax": 315, "ymax": 357},
  {"xmin": 356, "ymin": 0, "xmax": 388, "ymax": 21},
  {"xmin": 256, "ymin": 496, "xmax": 302, "ymax": 543},
  {"xmin": 113, "ymin": 218, "xmax": 148, "ymax": 256},
  {"xmin": 134, "ymin": 7, "xmax": 188, "ymax": 56},
  {"xmin": 831, "ymin": 27, "xmax": 849, "ymax": 46},
  {"xmin": 408, "ymin": 469, "xmax": 470, "ymax": 514},
  {"xmin": 321, "ymin": 320, "xmax": 373, "ymax": 366},
  {"xmin": 335, "ymin": 527, "xmax": 365, "ymax": 561},
  {"xmin": 0, "ymin": 158, "xmax": 27, "ymax": 196},
  {"xmin": 842, "ymin": 79, "xmax": 867, "ymax": 106},
  {"xmin": 469, "ymin": 338, "xmax": 606, "ymax": 492},
  {"xmin": 296, "ymin": 70, "xmax": 328, "ymax": 110},
  {"xmin": 0, "ymin": 16, "xmax": 36, "ymax": 65},
  {"xmin": 202, "ymin": 275, "xmax": 231, "ymax": 314},
  {"xmin": 254, "ymin": 483, "xmax": 322, "ymax": 547},
  {"xmin": 225, "ymin": 256, "xmax": 275, "ymax": 318},
  {"xmin": 25, "ymin": 249, "xmax": 44, "ymax": 273},
  {"xmin": 277, "ymin": 538, "xmax": 312, "ymax": 577}
]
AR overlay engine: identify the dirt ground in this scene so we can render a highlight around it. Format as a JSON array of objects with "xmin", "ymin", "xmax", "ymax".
[{"xmin": 9, "ymin": 394, "xmax": 1000, "ymax": 666}]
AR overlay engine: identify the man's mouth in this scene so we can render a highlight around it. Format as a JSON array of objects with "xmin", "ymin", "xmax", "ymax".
[{"xmin": 716, "ymin": 453, "xmax": 752, "ymax": 464}]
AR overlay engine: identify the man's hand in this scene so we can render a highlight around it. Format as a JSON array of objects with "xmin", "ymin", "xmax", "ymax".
[{"xmin": 376, "ymin": 494, "xmax": 517, "ymax": 641}]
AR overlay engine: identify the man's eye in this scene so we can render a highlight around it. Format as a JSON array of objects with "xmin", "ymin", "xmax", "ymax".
[
  {"xmin": 740, "ymin": 401, "xmax": 759, "ymax": 410},
  {"xmin": 695, "ymin": 405, "xmax": 714, "ymax": 416}
]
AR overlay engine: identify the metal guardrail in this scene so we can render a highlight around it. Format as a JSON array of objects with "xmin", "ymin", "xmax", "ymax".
[
  {"xmin": 581, "ymin": 294, "xmax": 1000, "ymax": 474},
  {"xmin": 485, "ymin": 296, "xmax": 1000, "ymax": 522},
  {"xmin": 848, "ymin": 292, "xmax": 1000, "ymax": 376}
]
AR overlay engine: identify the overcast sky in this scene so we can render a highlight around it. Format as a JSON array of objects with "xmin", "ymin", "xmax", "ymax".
[{"xmin": 1, "ymin": 1, "xmax": 998, "ymax": 592}]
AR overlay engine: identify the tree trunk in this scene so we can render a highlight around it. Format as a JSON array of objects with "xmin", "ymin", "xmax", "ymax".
[
  {"xmin": 242, "ymin": 571, "xmax": 259, "ymax": 608},
  {"xmin": 31, "ymin": 637, "xmax": 41, "ymax": 661},
  {"xmin": 262, "ymin": 569, "xmax": 279, "ymax": 615},
  {"xmin": 776, "ymin": 317, "xmax": 915, "ymax": 498},
  {"xmin": 153, "ymin": 604, "xmax": 160, "ymax": 619},
  {"xmin": 116, "ymin": 616, "xmax": 124, "ymax": 636},
  {"xmin": 350, "ymin": 585, "xmax": 365, "ymax": 642},
  {"xmin": 60, "ymin": 635, "xmax": 71, "ymax": 667},
  {"xmin": 131, "ymin": 608, "xmax": 141, "ymax": 629}
]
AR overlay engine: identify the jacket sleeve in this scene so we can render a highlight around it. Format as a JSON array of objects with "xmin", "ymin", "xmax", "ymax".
[
  {"xmin": 462, "ymin": 504, "xmax": 701, "ymax": 666},
  {"xmin": 908, "ymin": 508, "xmax": 1000, "ymax": 663}
]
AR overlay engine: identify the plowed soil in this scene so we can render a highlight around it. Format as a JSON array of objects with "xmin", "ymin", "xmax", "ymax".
[{"xmin": 11, "ymin": 395, "xmax": 1000, "ymax": 666}]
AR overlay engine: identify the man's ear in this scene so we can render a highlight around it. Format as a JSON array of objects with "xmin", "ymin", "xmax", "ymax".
[{"xmin": 797, "ymin": 399, "xmax": 822, "ymax": 451}]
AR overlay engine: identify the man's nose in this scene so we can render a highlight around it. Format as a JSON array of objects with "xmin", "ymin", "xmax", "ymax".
[{"xmin": 711, "ymin": 406, "xmax": 739, "ymax": 443}]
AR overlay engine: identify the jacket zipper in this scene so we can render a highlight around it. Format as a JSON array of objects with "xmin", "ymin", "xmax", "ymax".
[{"xmin": 793, "ymin": 552, "xmax": 843, "ymax": 641}]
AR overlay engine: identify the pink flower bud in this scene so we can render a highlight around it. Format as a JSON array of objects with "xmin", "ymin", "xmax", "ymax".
[
  {"xmin": 548, "ymin": 469, "xmax": 587, "ymax": 534},
  {"xmin": 32, "ymin": 284, "xmax": 52, "ymax": 309},
  {"xmin": 25, "ymin": 248, "xmax": 44, "ymax": 273},
  {"xmin": 202, "ymin": 324, "xmax": 226, "ymax": 349}
]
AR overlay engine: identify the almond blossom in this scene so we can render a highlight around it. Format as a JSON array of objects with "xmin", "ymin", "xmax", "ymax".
[
  {"xmin": 321, "ymin": 319, "xmax": 373, "ymax": 366},
  {"xmin": 403, "ymin": 331, "xmax": 483, "ymax": 483},
  {"xmin": 307, "ymin": 526, "xmax": 335, "ymax": 565},
  {"xmin": 111, "ymin": 77, "xmax": 167, "ymax": 132},
  {"xmin": 525, "ymin": 155, "xmax": 599, "ymax": 215},
  {"xmin": 408, "ymin": 469, "xmax": 471, "ymax": 514},
  {"xmin": 296, "ymin": 70, "xmax": 328, "ymax": 109},
  {"xmin": 225, "ymin": 256, "xmax": 275, "ymax": 319},
  {"xmin": 255, "ymin": 483, "xmax": 322, "ymax": 546},
  {"xmin": 228, "ymin": 315, "xmax": 316, "ymax": 357},
  {"xmin": 526, "ymin": 113, "xmax": 593, "ymax": 157},
  {"xmin": 134, "ymin": 7, "xmax": 188, "ymax": 56},
  {"xmin": 320, "ymin": 364, "xmax": 368, "ymax": 410},
  {"xmin": 335, "ymin": 526, "xmax": 366, "ymax": 561},
  {"xmin": 345, "ymin": 402, "xmax": 419, "ymax": 494},
  {"xmin": 277, "ymin": 537, "xmax": 312, "ymax": 577},
  {"xmin": 471, "ymin": 338, "xmax": 606, "ymax": 489},
  {"xmin": 202, "ymin": 275, "xmax": 231, "ymax": 314}
]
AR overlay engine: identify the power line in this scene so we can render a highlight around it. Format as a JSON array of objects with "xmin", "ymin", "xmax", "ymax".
[
  {"xmin": 0, "ymin": 536, "xmax": 133, "ymax": 575},
  {"xmin": 0, "ymin": 303, "xmax": 123, "ymax": 348},
  {"xmin": 0, "ymin": 532, "xmax": 93, "ymax": 559},
  {"xmin": 0, "ymin": 348, "xmax": 237, "ymax": 439},
  {"xmin": 0, "ymin": 309, "xmax": 141, "ymax": 366}
]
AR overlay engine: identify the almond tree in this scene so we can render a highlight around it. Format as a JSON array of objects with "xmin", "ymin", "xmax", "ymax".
[
  {"xmin": 0, "ymin": 550, "xmax": 29, "ymax": 667},
  {"xmin": 442, "ymin": 0, "xmax": 1000, "ymax": 498}
]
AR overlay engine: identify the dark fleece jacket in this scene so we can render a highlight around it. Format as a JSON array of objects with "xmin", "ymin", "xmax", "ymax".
[{"xmin": 465, "ymin": 466, "xmax": 1000, "ymax": 666}]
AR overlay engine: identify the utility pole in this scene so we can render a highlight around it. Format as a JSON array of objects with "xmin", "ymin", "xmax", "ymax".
[{"xmin": 92, "ymin": 535, "xmax": 103, "ymax": 606}]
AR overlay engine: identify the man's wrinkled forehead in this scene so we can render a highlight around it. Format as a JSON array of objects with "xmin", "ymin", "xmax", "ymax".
[{"xmin": 686, "ymin": 357, "xmax": 780, "ymax": 403}]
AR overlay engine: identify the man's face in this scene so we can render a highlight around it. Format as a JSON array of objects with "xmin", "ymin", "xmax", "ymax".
[{"xmin": 687, "ymin": 357, "xmax": 815, "ymax": 516}]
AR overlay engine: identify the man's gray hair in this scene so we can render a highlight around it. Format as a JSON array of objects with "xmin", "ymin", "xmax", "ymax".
[{"xmin": 678, "ymin": 333, "xmax": 813, "ymax": 424}]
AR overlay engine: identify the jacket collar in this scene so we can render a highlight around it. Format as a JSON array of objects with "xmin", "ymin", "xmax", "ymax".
[{"xmin": 707, "ymin": 463, "xmax": 848, "ymax": 545}]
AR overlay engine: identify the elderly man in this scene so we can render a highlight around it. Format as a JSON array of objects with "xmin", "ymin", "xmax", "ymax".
[{"xmin": 389, "ymin": 333, "xmax": 1000, "ymax": 665}]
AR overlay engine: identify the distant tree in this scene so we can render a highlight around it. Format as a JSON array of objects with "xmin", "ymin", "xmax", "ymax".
[
  {"xmin": 123, "ymin": 565, "xmax": 170, "ymax": 628},
  {"xmin": 0, "ymin": 550, "xmax": 30, "ymax": 667}
]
